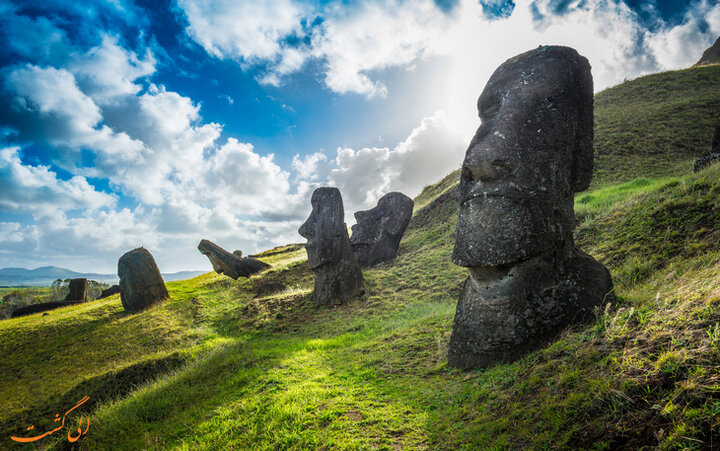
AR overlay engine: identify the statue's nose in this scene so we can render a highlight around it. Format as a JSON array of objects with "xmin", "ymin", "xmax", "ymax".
[{"xmin": 464, "ymin": 144, "xmax": 516, "ymax": 183}]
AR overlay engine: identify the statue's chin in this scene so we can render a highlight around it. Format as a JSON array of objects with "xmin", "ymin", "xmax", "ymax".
[{"xmin": 452, "ymin": 195, "xmax": 557, "ymax": 267}]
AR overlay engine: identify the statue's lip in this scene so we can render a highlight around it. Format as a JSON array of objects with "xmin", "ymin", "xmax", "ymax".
[{"xmin": 460, "ymin": 189, "xmax": 524, "ymax": 206}]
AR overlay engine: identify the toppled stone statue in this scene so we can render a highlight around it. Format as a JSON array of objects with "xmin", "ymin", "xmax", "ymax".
[
  {"xmin": 11, "ymin": 301, "xmax": 73, "ymax": 318},
  {"xmin": 97, "ymin": 284, "xmax": 121, "ymax": 300},
  {"xmin": 350, "ymin": 192, "xmax": 414, "ymax": 267},
  {"xmin": 64, "ymin": 278, "xmax": 88, "ymax": 302},
  {"xmin": 299, "ymin": 187, "xmax": 363, "ymax": 306},
  {"xmin": 118, "ymin": 247, "xmax": 169, "ymax": 313},
  {"xmin": 197, "ymin": 240, "xmax": 270, "ymax": 279},
  {"xmin": 449, "ymin": 46, "xmax": 614, "ymax": 370},
  {"xmin": 693, "ymin": 126, "xmax": 720, "ymax": 172}
]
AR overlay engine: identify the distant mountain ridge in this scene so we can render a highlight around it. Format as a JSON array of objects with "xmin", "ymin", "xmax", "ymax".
[{"xmin": 0, "ymin": 266, "xmax": 206, "ymax": 286}]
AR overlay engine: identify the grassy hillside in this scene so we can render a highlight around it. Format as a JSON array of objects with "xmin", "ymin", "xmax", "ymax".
[
  {"xmin": 592, "ymin": 64, "xmax": 720, "ymax": 187},
  {"xmin": 1, "ymin": 65, "xmax": 719, "ymax": 450}
]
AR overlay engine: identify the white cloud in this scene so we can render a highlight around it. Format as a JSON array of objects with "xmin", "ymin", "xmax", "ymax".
[
  {"xmin": 69, "ymin": 35, "xmax": 156, "ymax": 104},
  {"xmin": 203, "ymin": 138, "xmax": 292, "ymax": 214},
  {"xmin": 0, "ymin": 147, "xmax": 116, "ymax": 214},
  {"xmin": 177, "ymin": 0, "xmax": 720, "ymax": 102},
  {"xmin": 645, "ymin": 2, "xmax": 720, "ymax": 68},
  {"xmin": 308, "ymin": 1, "xmax": 449, "ymax": 97},
  {"xmin": 7, "ymin": 65, "xmax": 101, "ymax": 125},
  {"xmin": 0, "ymin": 222, "xmax": 23, "ymax": 243},
  {"xmin": 326, "ymin": 111, "xmax": 466, "ymax": 216},
  {"xmin": 292, "ymin": 152, "xmax": 327, "ymax": 181},
  {"xmin": 4, "ymin": 64, "xmax": 146, "ymax": 162},
  {"xmin": 178, "ymin": 0, "xmax": 306, "ymax": 61}
]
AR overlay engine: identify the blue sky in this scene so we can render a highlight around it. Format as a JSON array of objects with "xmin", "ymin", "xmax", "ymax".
[{"xmin": 0, "ymin": 0, "xmax": 718, "ymax": 273}]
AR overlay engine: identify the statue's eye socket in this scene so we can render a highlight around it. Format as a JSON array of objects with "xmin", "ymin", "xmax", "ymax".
[
  {"xmin": 480, "ymin": 96, "xmax": 501, "ymax": 119},
  {"xmin": 461, "ymin": 164, "xmax": 474, "ymax": 184}
]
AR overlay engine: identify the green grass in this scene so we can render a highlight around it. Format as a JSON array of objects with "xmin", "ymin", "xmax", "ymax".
[
  {"xmin": 592, "ymin": 64, "xmax": 720, "ymax": 188},
  {"xmin": 2, "ymin": 64, "xmax": 720, "ymax": 450}
]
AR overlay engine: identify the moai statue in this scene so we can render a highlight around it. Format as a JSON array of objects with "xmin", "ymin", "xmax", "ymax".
[
  {"xmin": 694, "ymin": 125, "xmax": 720, "ymax": 172},
  {"xmin": 117, "ymin": 247, "xmax": 169, "ymax": 313},
  {"xmin": 64, "ymin": 278, "xmax": 88, "ymax": 302},
  {"xmin": 449, "ymin": 46, "xmax": 614, "ymax": 370},
  {"xmin": 299, "ymin": 187, "xmax": 364, "ymax": 306},
  {"xmin": 197, "ymin": 239, "xmax": 270, "ymax": 279},
  {"xmin": 350, "ymin": 192, "xmax": 414, "ymax": 267}
]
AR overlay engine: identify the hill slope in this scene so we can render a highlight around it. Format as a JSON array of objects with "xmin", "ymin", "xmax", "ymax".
[
  {"xmin": 1, "ymin": 65, "xmax": 720, "ymax": 449},
  {"xmin": 593, "ymin": 64, "xmax": 720, "ymax": 187}
]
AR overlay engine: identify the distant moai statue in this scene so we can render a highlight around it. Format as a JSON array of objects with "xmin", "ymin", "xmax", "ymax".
[
  {"xmin": 350, "ymin": 192, "xmax": 414, "ymax": 267},
  {"xmin": 64, "ymin": 278, "xmax": 88, "ymax": 302},
  {"xmin": 117, "ymin": 247, "xmax": 169, "ymax": 313},
  {"xmin": 299, "ymin": 187, "xmax": 363, "ymax": 306},
  {"xmin": 449, "ymin": 46, "xmax": 614, "ymax": 370},
  {"xmin": 693, "ymin": 125, "xmax": 720, "ymax": 172}
]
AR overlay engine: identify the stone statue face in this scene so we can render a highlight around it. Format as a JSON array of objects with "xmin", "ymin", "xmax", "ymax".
[
  {"xmin": 351, "ymin": 193, "xmax": 411, "ymax": 247},
  {"xmin": 452, "ymin": 46, "xmax": 593, "ymax": 268},
  {"xmin": 298, "ymin": 187, "xmax": 345, "ymax": 269}
]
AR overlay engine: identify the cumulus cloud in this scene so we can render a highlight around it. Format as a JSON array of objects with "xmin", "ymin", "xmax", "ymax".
[
  {"xmin": 3, "ymin": 64, "xmax": 146, "ymax": 164},
  {"xmin": 645, "ymin": 1, "xmax": 720, "ymax": 68},
  {"xmin": 68, "ymin": 35, "xmax": 156, "ymax": 104},
  {"xmin": 178, "ymin": 0, "xmax": 306, "ymax": 61},
  {"xmin": 292, "ymin": 152, "xmax": 327, "ymax": 181},
  {"xmin": 177, "ymin": 0, "xmax": 720, "ymax": 101},
  {"xmin": 307, "ymin": 1, "xmax": 450, "ymax": 97},
  {"xmin": 0, "ymin": 147, "xmax": 116, "ymax": 214},
  {"xmin": 325, "ymin": 112, "xmax": 465, "ymax": 213}
]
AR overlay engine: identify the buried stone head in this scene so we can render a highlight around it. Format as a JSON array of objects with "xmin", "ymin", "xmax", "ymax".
[{"xmin": 449, "ymin": 46, "xmax": 614, "ymax": 370}]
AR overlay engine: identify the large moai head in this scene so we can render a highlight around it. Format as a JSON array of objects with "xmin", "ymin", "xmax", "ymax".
[
  {"xmin": 117, "ymin": 247, "xmax": 168, "ymax": 313},
  {"xmin": 350, "ymin": 192, "xmax": 414, "ymax": 267},
  {"xmin": 298, "ymin": 187, "xmax": 346, "ymax": 270},
  {"xmin": 448, "ymin": 46, "xmax": 613, "ymax": 370},
  {"xmin": 452, "ymin": 46, "xmax": 594, "ymax": 268}
]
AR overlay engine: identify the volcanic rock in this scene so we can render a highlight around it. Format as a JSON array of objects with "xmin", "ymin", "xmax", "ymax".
[
  {"xmin": 350, "ymin": 192, "xmax": 414, "ymax": 267},
  {"xmin": 449, "ymin": 46, "xmax": 614, "ymax": 370}
]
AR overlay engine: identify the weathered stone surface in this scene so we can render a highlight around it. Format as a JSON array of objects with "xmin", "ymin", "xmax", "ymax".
[
  {"xmin": 299, "ymin": 187, "xmax": 363, "ymax": 306},
  {"xmin": 449, "ymin": 46, "xmax": 614, "ymax": 370},
  {"xmin": 98, "ymin": 284, "xmax": 120, "ymax": 300},
  {"xmin": 64, "ymin": 278, "xmax": 88, "ymax": 302},
  {"xmin": 197, "ymin": 240, "xmax": 270, "ymax": 279},
  {"xmin": 118, "ymin": 247, "xmax": 169, "ymax": 313},
  {"xmin": 255, "ymin": 281, "xmax": 287, "ymax": 298},
  {"xmin": 350, "ymin": 192, "xmax": 414, "ymax": 267},
  {"xmin": 232, "ymin": 250, "xmax": 243, "ymax": 258},
  {"xmin": 694, "ymin": 126, "xmax": 720, "ymax": 172}
]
